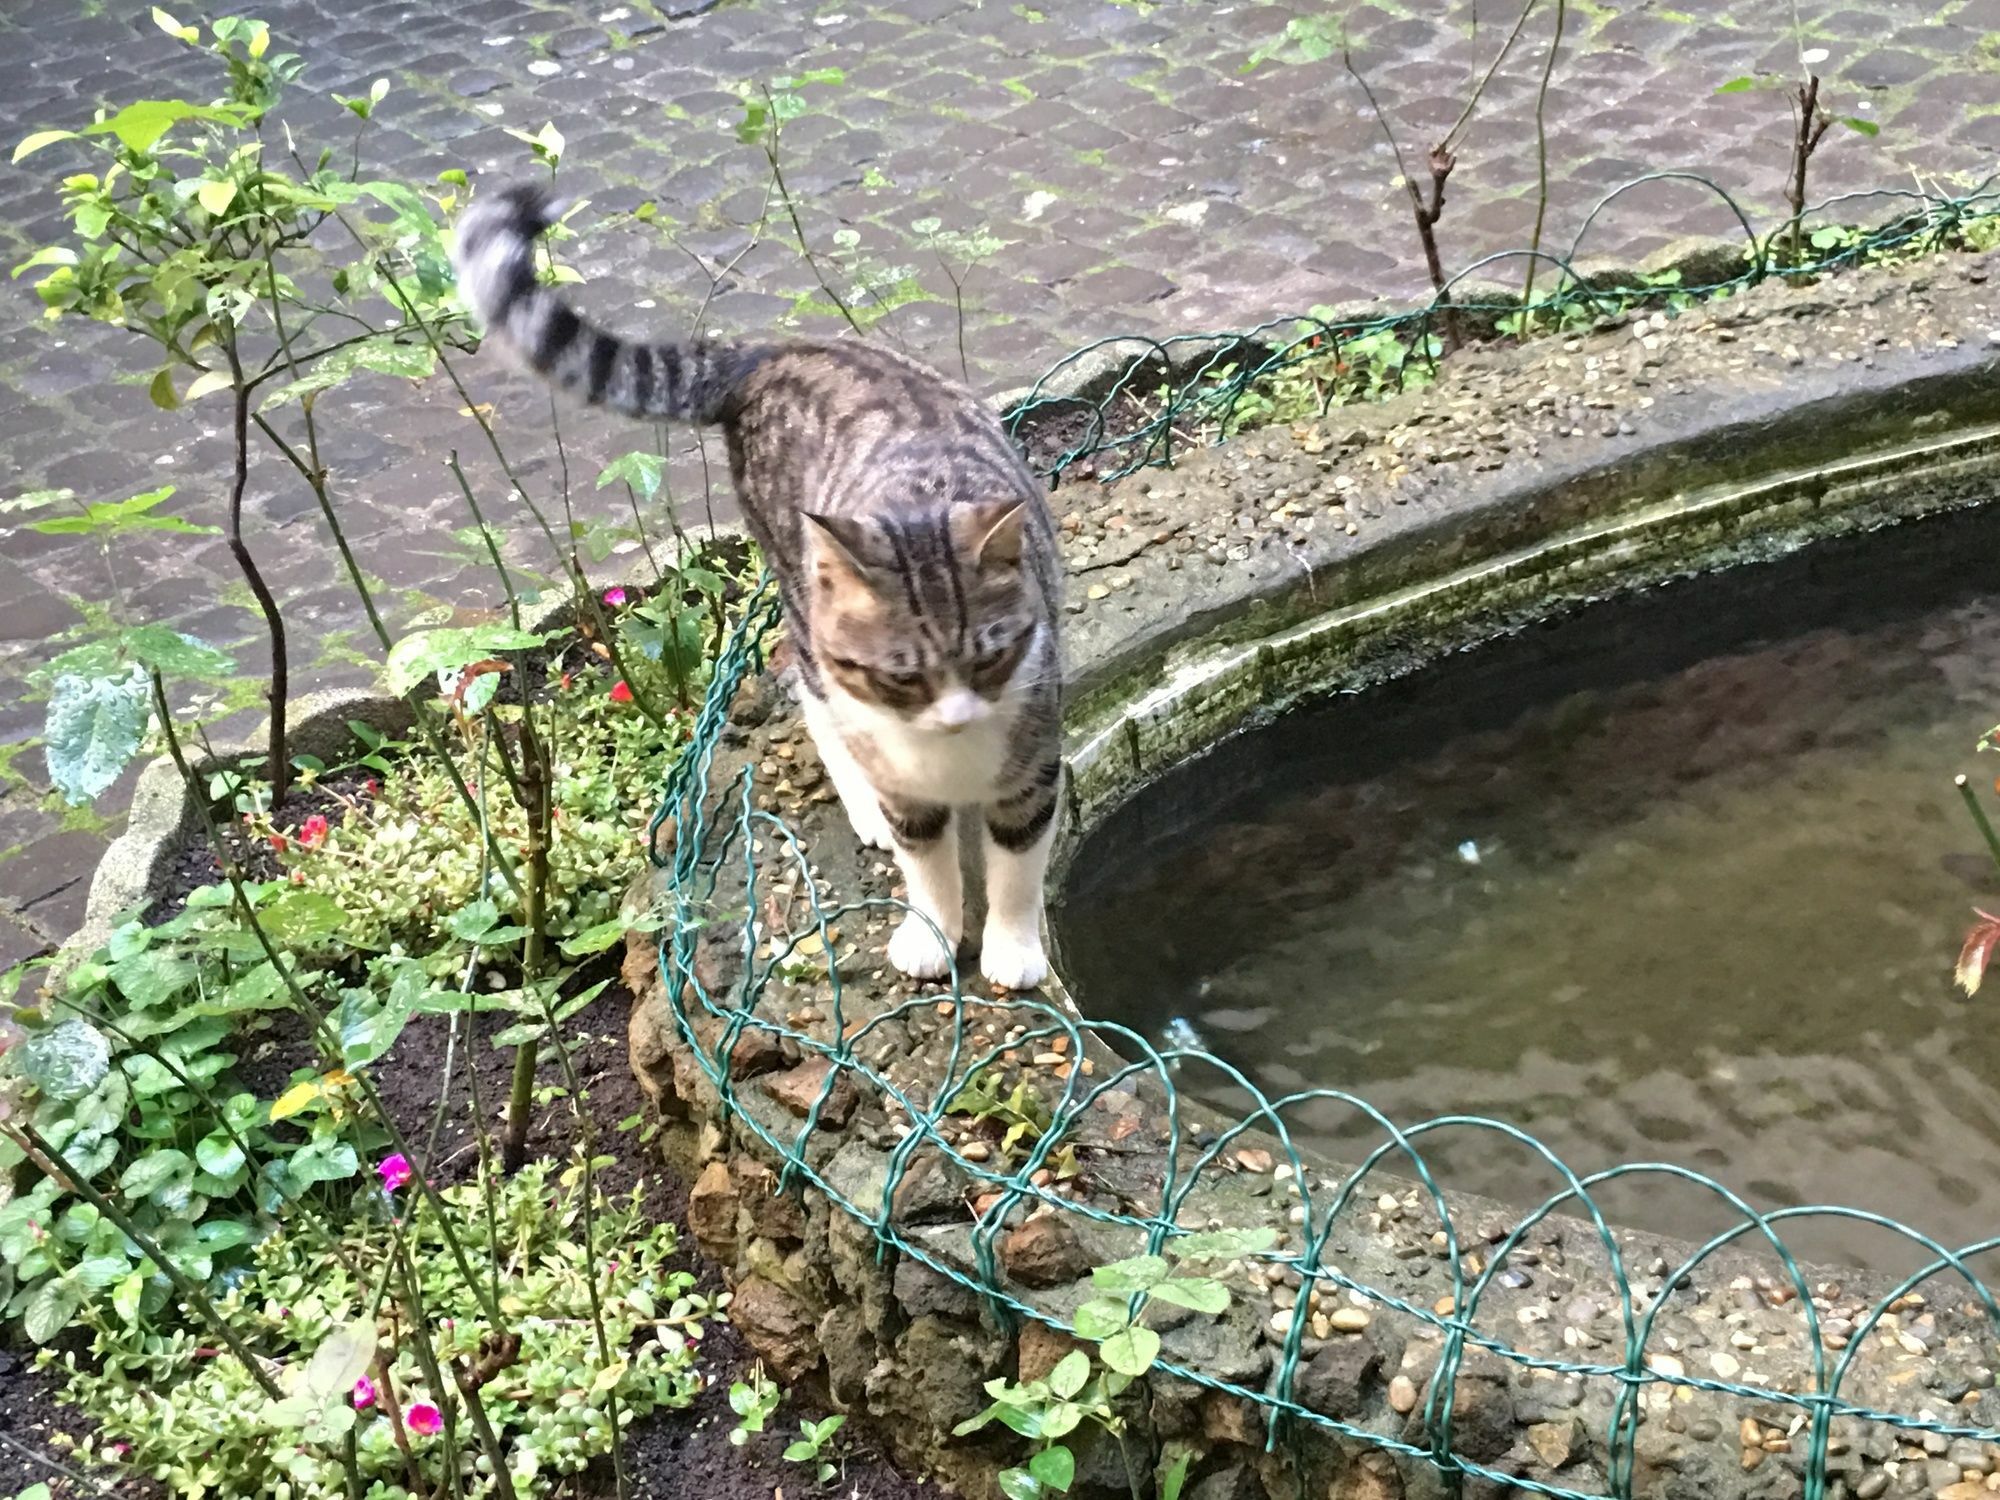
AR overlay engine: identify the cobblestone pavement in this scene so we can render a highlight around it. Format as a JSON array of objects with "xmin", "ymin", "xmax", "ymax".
[{"xmin": 1, "ymin": 0, "xmax": 1997, "ymax": 952}]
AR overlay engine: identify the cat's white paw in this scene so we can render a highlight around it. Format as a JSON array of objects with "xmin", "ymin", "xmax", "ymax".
[
  {"xmin": 887, "ymin": 914, "xmax": 956, "ymax": 980},
  {"xmin": 979, "ymin": 929, "xmax": 1048, "ymax": 991},
  {"xmin": 845, "ymin": 799, "xmax": 894, "ymax": 851}
]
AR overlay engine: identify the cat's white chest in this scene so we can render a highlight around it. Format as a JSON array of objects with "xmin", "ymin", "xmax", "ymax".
[{"xmin": 830, "ymin": 695, "xmax": 1011, "ymax": 805}]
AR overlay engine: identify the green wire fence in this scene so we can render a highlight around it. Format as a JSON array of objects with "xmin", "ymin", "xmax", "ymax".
[
  {"xmin": 650, "ymin": 588, "xmax": 1999, "ymax": 1500},
  {"xmin": 649, "ymin": 172, "xmax": 2000, "ymax": 1500},
  {"xmin": 1002, "ymin": 173, "xmax": 2000, "ymax": 483}
]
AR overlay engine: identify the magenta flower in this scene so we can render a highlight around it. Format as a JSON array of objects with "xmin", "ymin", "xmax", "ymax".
[
  {"xmin": 603, "ymin": 586, "xmax": 629, "ymax": 607},
  {"xmin": 407, "ymin": 1402, "xmax": 443, "ymax": 1436},
  {"xmin": 353, "ymin": 1376, "xmax": 377, "ymax": 1410},
  {"xmin": 377, "ymin": 1153, "xmax": 413, "ymax": 1193}
]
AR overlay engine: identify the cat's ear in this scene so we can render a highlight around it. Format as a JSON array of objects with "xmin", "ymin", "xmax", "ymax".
[
  {"xmin": 956, "ymin": 498, "xmax": 1026, "ymax": 571},
  {"xmin": 802, "ymin": 512, "xmax": 880, "ymax": 595}
]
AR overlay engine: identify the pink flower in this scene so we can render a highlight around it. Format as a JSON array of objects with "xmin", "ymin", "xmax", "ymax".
[
  {"xmin": 377, "ymin": 1153, "xmax": 412, "ymax": 1193},
  {"xmin": 609, "ymin": 681, "xmax": 634, "ymax": 704},
  {"xmin": 407, "ymin": 1402, "xmax": 443, "ymax": 1436},
  {"xmin": 353, "ymin": 1376, "xmax": 377, "ymax": 1410},
  {"xmin": 603, "ymin": 586, "xmax": 629, "ymax": 607},
  {"xmin": 298, "ymin": 814, "xmax": 330, "ymax": 849}
]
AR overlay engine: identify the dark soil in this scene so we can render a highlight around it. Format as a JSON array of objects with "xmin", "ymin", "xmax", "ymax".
[
  {"xmin": 1012, "ymin": 383, "xmax": 1161, "ymax": 484},
  {"xmin": 150, "ymin": 764, "xmax": 381, "ymax": 924}
]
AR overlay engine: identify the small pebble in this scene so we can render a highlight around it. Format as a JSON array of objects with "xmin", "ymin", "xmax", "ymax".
[{"xmin": 1389, "ymin": 1376, "xmax": 1419, "ymax": 1414}]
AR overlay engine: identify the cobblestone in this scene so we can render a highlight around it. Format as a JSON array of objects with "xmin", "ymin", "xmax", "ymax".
[{"xmin": 3, "ymin": 0, "xmax": 1999, "ymax": 940}]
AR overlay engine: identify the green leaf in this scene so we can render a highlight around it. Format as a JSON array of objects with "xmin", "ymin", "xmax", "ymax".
[
  {"xmin": 559, "ymin": 918, "xmax": 631, "ymax": 958},
  {"xmin": 298, "ymin": 1318, "xmax": 377, "ymax": 1398},
  {"xmin": 490, "ymin": 1020, "xmax": 547, "ymax": 1048},
  {"xmin": 1715, "ymin": 75, "xmax": 1760, "ymax": 92},
  {"xmin": 23, "ymin": 1278, "xmax": 81, "ymax": 1344},
  {"xmin": 1097, "ymin": 1325, "xmax": 1161, "ymax": 1378},
  {"xmin": 260, "ymin": 890, "xmax": 349, "ymax": 944},
  {"xmin": 597, "ymin": 450, "xmax": 664, "ymax": 499},
  {"xmin": 152, "ymin": 7, "xmax": 199, "ymax": 41},
  {"xmin": 112, "ymin": 1272, "xmax": 145, "ymax": 1325},
  {"xmin": 75, "ymin": 1254, "xmax": 131, "ymax": 1290},
  {"xmin": 19, "ymin": 1018, "xmax": 111, "ymax": 1100},
  {"xmin": 1149, "ymin": 1277, "xmax": 1230, "ymax": 1314},
  {"xmin": 122, "ymin": 625, "xmax": 233, "ymax": 677},
  {"xmin": 1029, "ymin": 1446, "xmax": 1075, "ymax": 1493},
  {"xmin": 195, "ymin": 1132, "xmax": 246, "ymax": 1178},
  {"xmin": 44, "ymin": 666, "xmax": 151, "ymax": 806},
  {"xmin": 184, "ymin": 368, "xmax": 234, "ymax": 402},
  {"xmin": 13, "ymin": 130, "xmax": 78, "ymax": 164},
  {"xmin": 996, "ymin": 1469, "xmax": 1043, "ymax": 1500},
  {"xmin": 1091, "ymin": 1254, "xmax": 1169, "ymax": 1294},
  {"xmin": 385, "ymin": 625, "xmax": 551, "ymax": 695},
  {"xmin": 196, "ymin": 178, "xmax": 237, "ymax": 216},
  {"xmin": 149, "ymin": 366, "xmax": 181, "ymax": 409},
  {"xmin": 85, "ymin": 99, "xmax": 250, "ymax": 155},
  {"xmin": 1072, "ymin": 1296, "xmax": 1131, "ymax": 1341},
  {"xmin": 1160, "ymin": 1448, "xmax": 1193, "ymax": 1500},
  {"xmin": 1047, "ymin": 1349, "xmax": 1090, "ymax": 1399},
  {"xmin": 286, "ymin": 1138, "xmax": 359, "ymax": 1187},
  {"xmin": 119, "ymin": 1148, "xmax": 192, "ymax": 1199},
  {"xmin": 1839, "ymin": 115, "xmax": 1879, "ymax": 137}
]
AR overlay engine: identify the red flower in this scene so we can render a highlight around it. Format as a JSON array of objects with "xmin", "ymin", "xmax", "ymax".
[
  {"xmin": 609, "ymin": 681, "xmax": 634, "ymax": 704},
  {"xmin": 560, "ymin": 671, "xmax": 573, "ymax": 692},
  {"xmin": 268, "ymin": 833, "xmax": 288, "ymax": 854},
  {"xmin": 298, "ymin": 814, "xmax": 330, "ymax": 849}
]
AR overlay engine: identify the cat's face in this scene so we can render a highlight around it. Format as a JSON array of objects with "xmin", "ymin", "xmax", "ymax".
[{"xmin": 805, "ymin": 501, "xmax": 1039, "ymax": 733}]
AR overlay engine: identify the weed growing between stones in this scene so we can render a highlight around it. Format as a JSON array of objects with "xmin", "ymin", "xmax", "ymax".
[{"xmin": 955, "ymin": 1230, "xmax": 1273, "ymax": 1500}]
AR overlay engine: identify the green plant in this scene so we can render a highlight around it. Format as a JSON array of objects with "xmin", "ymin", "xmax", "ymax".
[
  {"xmin": 955, "ymin": 1228, "xmax": 1275, "ymax": 1500},
  {"xmin": 0, "ymin": 891, "xmax": 371, "ymax": 1346},
  {"xmin": 949, "ymin": 1068, "xmax": 1053, "ymax": 1159},
  {"xmin": 12, "ymin": 12, "xmax": 460, "ymax": 808},
  {"xmin": 729, "ymin": 1365, "xmax": 780, "ymax": 1446},
  {"xmin": 51, "ymin": 1163, "xmax": 701, "ymax": 1497},
  {"xmin": 784, "ymin": 1413, "xmax": 848, "ymax": 1484}
]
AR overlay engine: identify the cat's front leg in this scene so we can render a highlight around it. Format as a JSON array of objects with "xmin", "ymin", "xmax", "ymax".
[
  {"xmin": 798, "ymin": 691, "xmax": 893, "ymax": 850},
  {"xmin": 979, "ymin": 767, "xmax": 1060, "ymax": 991},
  {"xmin": 881, "ymin": 799, "xmax": 962, "ymax": 980}
]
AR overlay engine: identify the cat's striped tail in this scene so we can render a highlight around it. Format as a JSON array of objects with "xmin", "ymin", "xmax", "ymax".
[{"xmin": 452, "ymin": 181, "xmax": 756, "ymax": 424}]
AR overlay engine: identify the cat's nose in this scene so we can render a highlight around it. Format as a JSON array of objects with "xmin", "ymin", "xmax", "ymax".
[{"xmin": 933, "ymin": 687, "xmax": 985, "ymax": 731}]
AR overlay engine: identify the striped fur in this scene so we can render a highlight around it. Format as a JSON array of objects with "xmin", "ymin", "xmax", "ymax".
[{"xmin": 454, "ymin": 180, "xmax": 1065, "ymax": 989}]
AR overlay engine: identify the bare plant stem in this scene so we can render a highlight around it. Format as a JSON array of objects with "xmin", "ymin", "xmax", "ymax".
[
  {"xmin": 1516, "ymin": 0, "xmax": 1568, "ymax": 338},
  {"xmin": 1786, "ymin": 74, "xmax": 1833, "ymax": 268},
  {"xmin": 1343, "ymin": 47, "xmax": 1464, "ymax": 351},
  {"xmin": 221, "ymin": 332, "xmax": 290, "ymax": 805},
  {"xmin": 500, "ymin": 696, "xmax": 554, "ymax": 1175},
  {"xmin": 1957, "ymin": 775, "xmax": 2000, "ymax": 876},
  {"xmin": 763, "ymin": 110, "xmax": 866, "ymax": 336}
]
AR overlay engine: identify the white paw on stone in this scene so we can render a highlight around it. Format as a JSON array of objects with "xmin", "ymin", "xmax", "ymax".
[
  {"xmin": 887, "ymin": 914, "xmax": 956, "ymax": 980},
  {"xmin": 845, "ymin": 800, "xmax": 894, "ymax": 851},
  {"xmin": 979, "ymin": 929, "xmax": 1048, "ymax": 991}
]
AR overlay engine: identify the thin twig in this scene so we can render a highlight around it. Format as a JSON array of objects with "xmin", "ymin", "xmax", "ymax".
[{"xmin": 1517, "ymin": 0, "xmax": 1568, "ymax": 336}]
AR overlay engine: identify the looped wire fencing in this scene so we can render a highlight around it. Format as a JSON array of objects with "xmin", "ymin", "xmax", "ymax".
[
  {"xmin": 1002, "ymin": 172, "xmax": 2000, "ymax": 485},
  {"xmin": 649, "ymin": 586, "xmax": 2000, "ymax": 1500}
]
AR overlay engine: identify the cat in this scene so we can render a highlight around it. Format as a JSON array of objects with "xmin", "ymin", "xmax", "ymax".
[{"xmin": 452, "ymin": 182, "xmax": 1065, "ymax": 990}]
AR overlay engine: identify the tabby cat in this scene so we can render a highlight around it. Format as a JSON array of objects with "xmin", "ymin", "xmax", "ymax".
[{"xmin": 453, "ymin": 183, "xmax": 1064, "ymax": 989}]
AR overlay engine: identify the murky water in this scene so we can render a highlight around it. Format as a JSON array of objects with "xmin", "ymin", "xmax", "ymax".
[{"xmin": 1055, "ymin": 505, "xmax": 2000, "ymax": 1272}]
